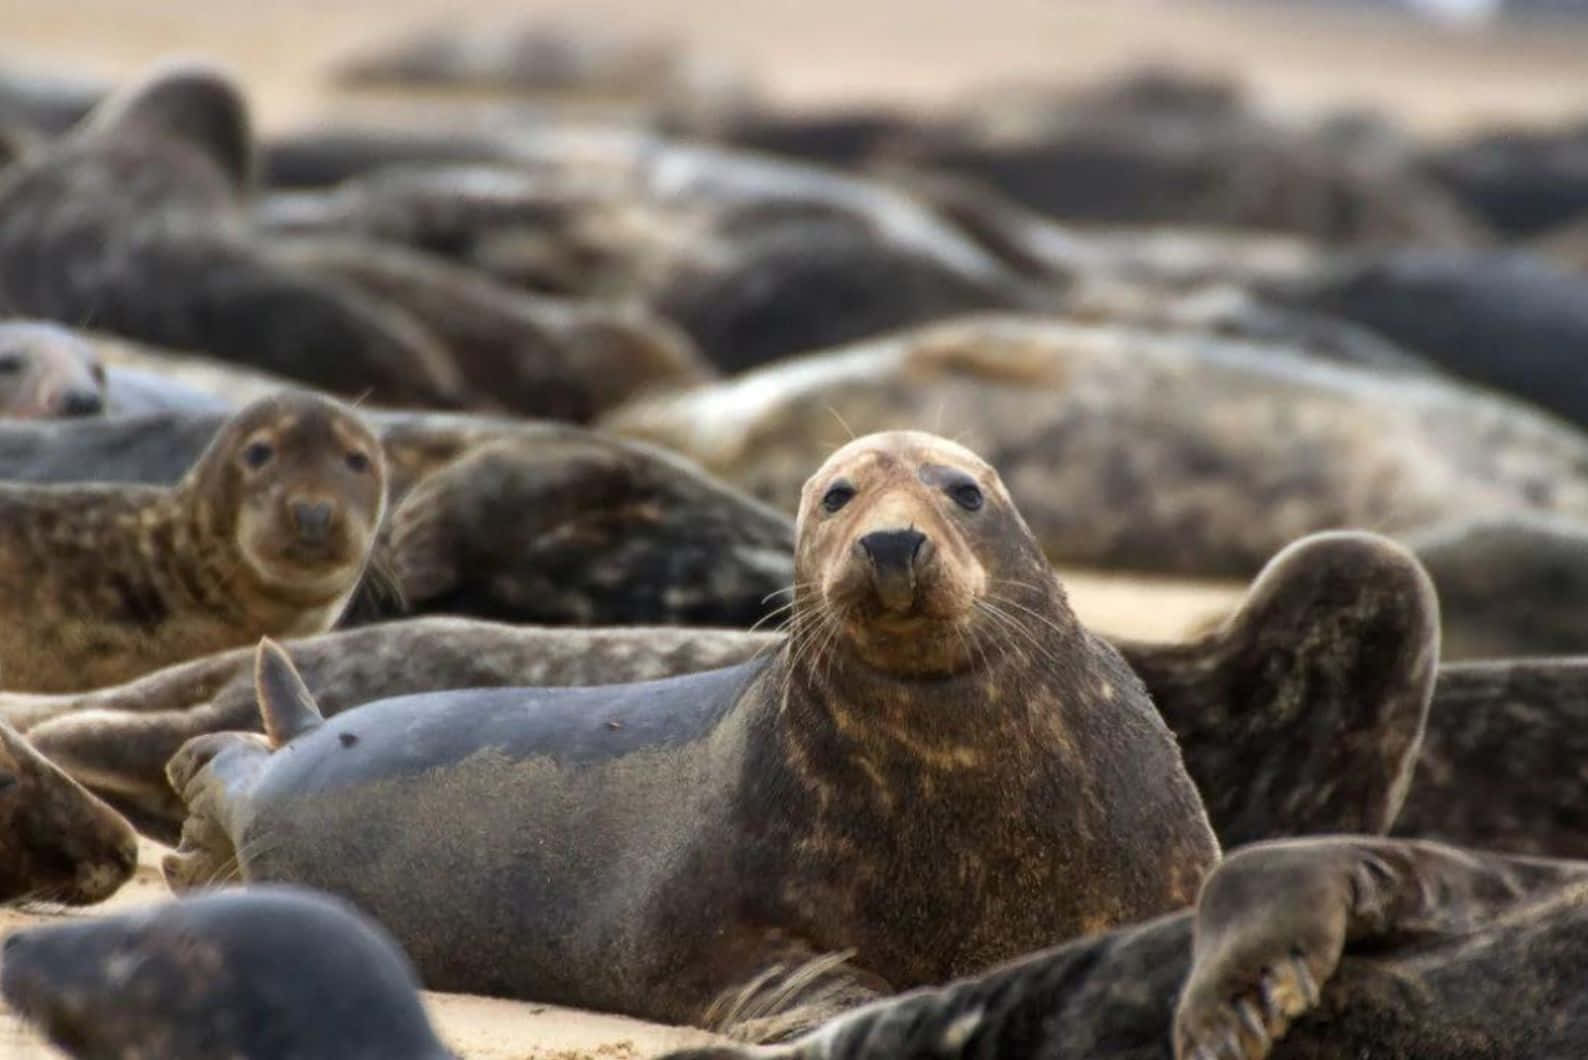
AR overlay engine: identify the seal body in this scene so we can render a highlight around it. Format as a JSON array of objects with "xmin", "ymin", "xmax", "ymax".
[
  {"xmin": 0, "ymin": 390, "xmax": 385, "ymax": 692},
  {"xmin": 1, "ymin": 885, "xmax": 456, "ymax": 1060},
  {"xmin": 0, "ymin": 717, "xmax": 136, "ymax": 904},
  {"xmin": 167, "ymin": 431, "xmax": 1216, "ymax": 1032}
]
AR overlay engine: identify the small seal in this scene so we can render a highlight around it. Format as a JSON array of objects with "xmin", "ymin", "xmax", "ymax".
[
  {"xmin": 0, "ymin": 717, "xmax": 137, "ymax": 905},
  {"xmin": 0, "ymin": 319, "xmax": 105, "ymax": 419},
  {"xmin": 1, "ymin": 885, "xmax": 457, "ymax": 1060},
  {"xmin": 164, "ymin": 430, "xmax": 1217, "ymax": 1034},
  {"xmin": 0, "ymin": 390, "xmax": 385, "ymax": 692},
  {"xmin": 662, "ymin": 837, "xmax": 1588, "ymax": 1060}
]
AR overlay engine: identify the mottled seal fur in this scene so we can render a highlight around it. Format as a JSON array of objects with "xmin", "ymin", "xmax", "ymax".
[
  {"xmin": 662, "ymin": 837, "xmax": 1588, "ymax": 1060},
  {"xmin": 0, "ymin": 319, "xmax": 105, "ymax": 419},
  {"xmin": 164, "ymin": 431, "xmax": 1217, "ymax": 1033},
  {"xmin": 603, "ymin": 313, "xmax": 1588, "ymax": 575},
  {"xmin": 0, "ymin": 718, "xmax": 137, "ymax": 905},
  {"xmin": 1, "ymin": 885, "xmax": 455, "ymax": 1060},
  {"xmin": 0, "ymin": 60, "xmax": 471, "ymax": 409},
  {"xmin": 0, "ymin": 390, "xmax": 385, "ymax": 692},
  {"xmin": 19, "ymin": 530, "xmax": 1432, "ymax": 854}
]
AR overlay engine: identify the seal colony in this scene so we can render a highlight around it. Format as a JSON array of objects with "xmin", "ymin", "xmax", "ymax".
[
  {"xmin": 164, "ymin": 431, "xmax": 1219, "ymax": 1033},
  {"xmin": 0, "ymin": 390, "xmax": 385, "ymax": 692}
]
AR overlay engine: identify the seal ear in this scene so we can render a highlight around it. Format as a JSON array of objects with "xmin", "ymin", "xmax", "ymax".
[
  {"xmin": 82, "ymin": 58, "xmax": 255, "ymax": 191},
  {"xmin": 254, "ymin": 638, "xmax": 323, "ymax": 748}
]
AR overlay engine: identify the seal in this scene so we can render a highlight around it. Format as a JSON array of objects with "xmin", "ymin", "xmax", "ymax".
[
  {"xmin": 0, "ymin": 407, "xmax": 798, "ymax": 629},
  {"xmin": 1, "ymin": 884, "xmax": 457, "ymax": 1060},
  {"xmin": 0, "ymin": 390, "xmax": 386, "ymax": 693},
  {"xmin": 163, "ymin": 430, "xmax": 1219, "ymax": 1034},
  {"xmin": 602, "ymin": 312, "xmax": 1588, "ymax": 575},
  {"xmin": 0, "ymin": 717, "xmax": 137, "ymax": 905},
  {"xmin": 659, "ymin": 837, "xmax": 1588, "ymax": 1060},
  {"xmin": 0, "ymin": 320, "xmax": 105, "ymax": 419},
  {"xmin": 16, "ymin": 530, "xmax": 1432, "ymax": 851},
  {"xmin": 0, "ymin": 59, "xmax": 472, "ymax": 409},
  {"xmin": 1392, "ymin": 655, "xmax": 1588, "ymax": 859},
  {"xmin": 1275, "ymin": 249, "xmax": 1588, "ymax": 430}
]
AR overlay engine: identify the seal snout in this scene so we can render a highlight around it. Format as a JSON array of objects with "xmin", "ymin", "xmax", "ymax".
[
  {"xmin": 58, "ymin": 387, "xmax": 104, "ymax": 417},
  {"xmin": 288, "ymin": 496, "xmax": 337, "ymax": 543},
  {"xmin": 858, "ymin": 528, "xmax": 931, "ymax": 613}
]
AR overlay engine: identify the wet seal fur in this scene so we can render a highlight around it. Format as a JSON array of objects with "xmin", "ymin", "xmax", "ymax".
[
  {"xmin": 0, "ymin": 718, "xmax": 137, "ymax": 905},
  {"xmin": 0, "ymin": 390, "xmax": 385, "ymax": 692},
  {"xmin": 662, "ymin": 836, "xmax": 1588, "ymax": 1060},
  {"xmin": 163, "ymin": 431, "xmax": 1218, "ymax": 1034},
  {"xmin": 16, "ymin": 530, "xmax": 1432, "ymax": 853},
  {"xmin": 0, "ymin": 320, "xmax": 106, "ymax": 419},
  {"xmin": 1, "ymin": 885, "xmax": 456, "ymax": 1060}
]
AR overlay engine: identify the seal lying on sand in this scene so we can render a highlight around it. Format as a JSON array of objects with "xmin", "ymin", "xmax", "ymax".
[
  {"xmin": 0, "ymin": 406, "xmax": 796, "ymax": 629},
  {"xmin": 164, "ymin": 431, "xmax": 1219, "ymax": 1033},
  {"xmin": 0, "ymin": 60, "xmax": 470, "ymax": 408},
  {"xmin": 0, "ymin": 390, "xmax": 385, "ymax": 692},
  {"xmin": 1, "ymin": 885, "xmax": 457, "ymax": 1060},
  {"xmin": 0, "ymin": 320, "xmax": 105, "ymax": 419},
  {"xmin": 0, "ymin": 718, "xmax": 137, "ymax": 905},
  {"xmin": 604, "ymin": 312, "xmax": 1588, "ymax": 576},
  {"xmin": 664, "ymin": 837, "xmax": 1588, "ymax": 1060},
  {"xmin": 17, "ymin": 530, "xmax": 1433, "ymax": 854}
]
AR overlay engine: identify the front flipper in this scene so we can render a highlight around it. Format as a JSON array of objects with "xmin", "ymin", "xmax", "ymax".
[{"xmin": 1173, "ymin": 836, "xmax": 1588, "ymax": 1060}]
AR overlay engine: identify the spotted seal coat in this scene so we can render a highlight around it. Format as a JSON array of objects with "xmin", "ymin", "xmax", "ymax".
[
  {"xmin": 162, "ymin": 430, "xmax": 1218, "ymax": 1034},
  {"xmin": 0, "ymin": 390, "xmax": 385, "ymax": 692}
]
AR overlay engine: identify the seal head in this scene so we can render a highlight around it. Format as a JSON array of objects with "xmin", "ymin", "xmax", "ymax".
[
  {"xmin": 1, "ymin": 885, "xmax": 455, "ymax": 1060},
  {"xmin": 0, "ymin": 321, "xmax": 105, "ymax": 419},
  {"xmin": 187, "ymin": 390, "xmax": 387, "ymax": 609}
]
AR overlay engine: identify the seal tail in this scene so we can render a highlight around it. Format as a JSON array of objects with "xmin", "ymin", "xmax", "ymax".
[{"xmin": 254, "ymin": 638, "xmax": 324, "ymax": 748}]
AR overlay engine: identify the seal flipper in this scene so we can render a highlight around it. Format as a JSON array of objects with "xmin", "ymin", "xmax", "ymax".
[{"xmin": 254, "ymin": 637, "xmax": 323, "ymax": 748}]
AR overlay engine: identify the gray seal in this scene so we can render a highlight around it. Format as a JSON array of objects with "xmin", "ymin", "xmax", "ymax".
[
  {"xmin": 164, "ymin": 430, "xmax": 1218, "ymax": 1036},
  {"xmin": 1, "ymin": 885, "xmax": 455, "ymax": 1060}
]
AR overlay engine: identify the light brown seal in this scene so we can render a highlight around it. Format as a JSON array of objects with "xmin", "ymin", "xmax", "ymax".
[
  {"xmin": 0, "ymin": 390, "xmax": 385, "ymax": 692},
  {"xmin": 162, "ymin": 430, "xmax": 1217, "ymax": 1035},
  {"xmin": 0, "ymin": 717, "xmax": 137, "ymax": 905}
]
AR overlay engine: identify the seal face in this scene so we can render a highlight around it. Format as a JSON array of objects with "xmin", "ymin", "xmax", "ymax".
[
  {"xmin": 0, "ymin": 320, "xmax": 105, "ymax": 419},
  {"xmin": 0, "ymin": 719, "xmax": 136, "ymax": 904},
  {"xmin": 1, "ymin": 885, "xmax": 456, "ymax": 1060},
  {"xmin": 0, "ymin": 390, "xmax": 386, "ymax": 692},
  {"xmin": 164, "ymin": 430, "xmax": 1217, "ymax": 1036}
]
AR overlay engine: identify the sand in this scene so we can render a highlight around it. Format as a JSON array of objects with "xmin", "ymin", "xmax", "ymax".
[{"xmin": 0, "ymin": 0, "xmax": 1577, "ymax": 1054}]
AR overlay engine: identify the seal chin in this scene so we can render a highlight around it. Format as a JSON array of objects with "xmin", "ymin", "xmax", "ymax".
[{"xmin": 240, "ymin": 540, "xmax": 366, "ymax": 604}]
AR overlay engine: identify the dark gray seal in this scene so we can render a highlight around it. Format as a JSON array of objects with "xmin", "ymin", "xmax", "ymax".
[
  {"xmin": 662, "ymin": 836, "xmax": 1588, "ymax": 1060},
  {"xmin": 603, "ymin": 312, "xmax": 1588, "ymax": 575},
  {"xmin": 0, "ymin": 390, "xmax": 385, "ymax": 692},
  {"xmin": 0, "ymin": 60, "xmax": 471, "ymax": 409},
  {"xmin": 164, "ymin": 430, "xmax": 1218, "ymax": 1034},
  {"xmin": 1, "ymin": 885, "xmax": 456, "ymax": 1060},
  {"xmin": 0, "ymin": 717, "xmax": 137, "ymax": 905}
]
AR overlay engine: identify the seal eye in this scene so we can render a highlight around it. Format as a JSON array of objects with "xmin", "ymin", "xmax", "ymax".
[
  {"xmin": 345, "ymin": 450, "xmax": 370, "ymax": 474},
  {"xmin": 0, "ymin": 353, "xmax": 21, "ymax": 374},
  {"xmin": 822, "ymin": 482, "xmax": 855, "ymax": 513},
  {"xmin": 242, "ymin": 441, "xmax": 274, "ymax": 470},
  {"xmin": 950, "ymin": 483, "xmax": 984, "ymax": 511}
]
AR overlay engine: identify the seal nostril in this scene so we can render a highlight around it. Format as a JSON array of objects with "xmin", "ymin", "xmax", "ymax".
[
  {"xmin": 61, "ymin": 389, "xmax": 104, "ymax": 417},
  {"xmin": 859, "ymin": 529, "xmax": 927, "ymax": 573},
  {"xmin": 291, "ymin": 500, "xmax": 335, "ymax": 541}
]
